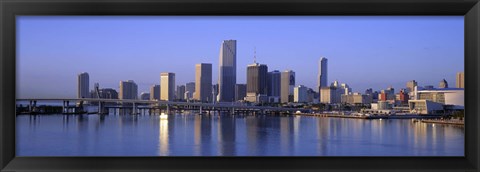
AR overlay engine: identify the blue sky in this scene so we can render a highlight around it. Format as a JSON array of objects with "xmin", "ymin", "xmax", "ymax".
[{"xmin": 16, "ymin": 16, "xmax": 464, "ymax": 99}]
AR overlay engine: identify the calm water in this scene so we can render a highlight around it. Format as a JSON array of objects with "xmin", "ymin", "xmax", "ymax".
[{"xmin": 16, "ymin": 113, "xmax": 464, "ymax": 156}]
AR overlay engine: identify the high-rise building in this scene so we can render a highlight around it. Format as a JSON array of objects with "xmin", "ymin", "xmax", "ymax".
[
  {"xmin": 439, "ymin": 79, "xmax": 449, "ymax": 88},
  {"xmin": 235, "ymin": 84, "xmax": 247, "ymax": 101},
  {"xmin": 281, "ymin": 70, "xmax": 295, "ymax": 103},
  {"xmin": 176, "ymin": 85, "xmax": 185, "ymax": 101},
  {"xmin": 150, "ymin": 85, "xmax": 160, "ymax": 100},
  {"xmin": 160, "ymin": 73, "xmax": 175, "ymax": 101},
  {"xmin": 77, "ymin": 72, "xmax": 89, "ymax": 98},
  {"xmin": 267, "ymin": 70, "xmax": 281, "ymax": 97},
  {"xmin": 185, "ymin": 82, "xmax": 195, "ymax": 100},
  {"xmin": 195, "ymin": 63, "xmax": 213, "ymax": 102},
  {"xmin": 218, "ymin": 40, "xmax": 237, "ymax": 102},
  {"xmin": 294, "ymin": 85, "xmax": 308, "ymax": 103},
  {"xmin": 406, "ymin": 80, "xmax": 418, "ymax": 93},
  {"xmin": 318, "ymin": 57, "xmax": 328, "ymax": 90},
  {"xmin": 246, "ymin": 63, "xmax": 268, "ymax": 95},
  {"xmin": 99, "ymin": 88, "xmax": 118, "ymax": 99},
  {"xmin": 320, "ymin": 86, "xmax": 341, "ymax": 104},
  {"xmin": 119, "ymin": 80, "xmax": 138, "ymax": 100},
  {"xmin": 456, "ymin": 72, "xmax": 464, "ymax": 88}
]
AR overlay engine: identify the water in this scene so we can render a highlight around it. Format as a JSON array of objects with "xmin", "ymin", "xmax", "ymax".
[{"xmin": 16, "ymin": 113, "xmax": 464, "ymax": 156}]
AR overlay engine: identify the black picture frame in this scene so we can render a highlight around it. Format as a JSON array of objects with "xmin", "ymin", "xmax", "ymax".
[{"xmin": 1, "ymin": 0, "xmax": 479, "ymax": 171}]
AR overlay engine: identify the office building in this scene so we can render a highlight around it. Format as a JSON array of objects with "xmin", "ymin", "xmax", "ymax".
[
  {"xmin": 235, "ymin": 84, "xmax": 247, "ymax": 101},
  {"xmin": 195, "ymin": 63, "xmax": 213, "ymax": 102},
  {"xmin": 245, "ymin": 63, "xmax": 268, "ymax": 103},
  {"xmin": 150, "ymin": 85, "xmax": 160, "ymax": 100},
  {"xmin": 281, "ymin": 70, "xmax": 295, "ymax": 103},
  {"xmin": 77, "ymin": 72, "xmax": 89, "ymax": 98},
  {"xmin": 160, "ymin": 72, "xmax": 175, "ymax": 101},
  {"xmin": 320, "ymin": 86, "xmax": 341, "ymax": 104},
  {"xmin": 294, "ymin": 85, "xmax": 308, "ymax": 103},
  {"xmin": 456, "ymin": 72, "xmax": 464, "ymax": 88},
  {"xmin": 406, "ymin": 80, "xmax": 418, "ymax": 93},
  {"xmin": 267, "ymin": 70, "xmax": 281, "ymax": 97},
  {"xmin": 318, "ymin": 57, "xmax": 328, "ymax": 91},
  {"xmin": 119, "ymin": 80, "xmax": 138, "ymax": 100},
  {"xmin": 185, "ymin": 82, "xmax": 195, "ymax": 100},
  {"xmin": 439, "ymin": 79, "xmax": 449, "ymax": 88},
  {"xmin": 99, "ymin": 88, "xmax": 118, "ymax": 99},
  {"xmin": 341, "ymin": 93, "xmax": 372, "ymax": 105},
  {"xmin": 140, "ymin": 92, "xmax": 150, "ymax": 100},
  {"xmin": 176, "ymin": 85, "xmax": 185, "ymax": 101},
  {"xmin": 218, "ymin": 40, "xmax": 237, "ymax": 102}
]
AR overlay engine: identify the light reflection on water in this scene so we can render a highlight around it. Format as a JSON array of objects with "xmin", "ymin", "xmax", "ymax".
[{"xmin": 16, "ymin": 113, "xmax": 464, "ymax": 156}]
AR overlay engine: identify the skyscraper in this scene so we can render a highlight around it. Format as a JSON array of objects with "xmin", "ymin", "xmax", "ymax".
[
  {"xmin": 176, "ymin": 85, "xmax": 185, "ymax": 101},
  {"xmin": 185, "ymin": 82, "xmax": 195, "ymax": 100},
  {"xmin": 246, "ymin": 63, "xmax": 268, "ymax": 95},
  {"xmin": 160, "ymin": 73, "xmax": 175, "ymax": 101},
  {"xmin": 318, "ymin": 57, "xmax": 328, "ymax": 90},
  {"xmin": 218, "ymin": 40, "xmax": 237, "ymax": 102},
  {"xmin": 267, "ymin": 70, "xmax": 281, "ymax": 97},
  {"xmin": 281, "ymin": 70, "xmax": 295, "ymax": 103},
  {"xmin": 77, "ymin": 72, "xmax": 89, "ymax": 98},
  {"xmin": 150, "ymin": 85, "xmax": 160, "ymax": 100},
  {"xmin": 456, "ymin": 72, "xmax": 464, "ymax": 88},
  {"xmin": 119, "ymin": 80, "xmax": 138, "ymax": 100},
  {"xmin": 439, "ymin": 79, "xmax": 449, "ymax": 88},
  {"xmin": 195, "ymin": 63, "xmax": 213, "ymax": 102}
]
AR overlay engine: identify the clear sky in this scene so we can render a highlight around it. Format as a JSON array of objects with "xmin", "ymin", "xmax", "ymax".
[{"xmin": 17, "ymin": 16, "xmax": 464, "ymax": 99}]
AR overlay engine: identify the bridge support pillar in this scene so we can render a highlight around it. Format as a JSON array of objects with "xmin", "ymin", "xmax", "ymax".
[
  {"xmin": 132, "ymin": 103, "xmax": 136, "ymax": 115},
  {"xmin": 166, "ymin": 104, "xmax": 170, "ymax": 114},
  {"xmin": 62, "ymin": 101, "xmax": 66, "ymax": 113},
  {"xmin": 199, "ymin": 106, "xmax": 203, "ymax": 114}
]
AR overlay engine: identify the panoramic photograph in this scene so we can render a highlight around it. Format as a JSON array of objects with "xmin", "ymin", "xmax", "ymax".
[{"xmin": 16, "ymin": 16, "xmax": 464, "ymax": 156}]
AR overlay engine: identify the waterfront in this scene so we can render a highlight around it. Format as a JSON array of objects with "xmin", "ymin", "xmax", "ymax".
[{"xmin": 16, "ymin": 112, "xmax": 464, "ymax": 156}]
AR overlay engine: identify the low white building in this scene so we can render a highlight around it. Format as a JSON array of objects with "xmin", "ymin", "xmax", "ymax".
[
  {"xmin": 408, "ymin": 100, "xmax": 444, "ymax": 115},
  {"xmin": 414, "ymin": 87, "xmax": 464, "ymax": 109}
]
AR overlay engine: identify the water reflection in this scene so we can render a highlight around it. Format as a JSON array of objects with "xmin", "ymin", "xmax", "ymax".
[{"xmin": 16, "ymin": 113, "xmax": 465, "ymax": 156}]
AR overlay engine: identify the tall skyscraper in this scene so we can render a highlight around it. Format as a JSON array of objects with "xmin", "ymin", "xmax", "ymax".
[
  {"xmin": 185, "ymin": 82, "xmax": 195, "ymax": 100},
  {"xmin": 267, "ymin": 70, "xmax": 281, "ymax": 97},
  {"xmin": 119, "ymin": 80, "xmax": 138, "ymax": 100},
  {"xmin": 439, "ymin": 79, "xmax": 449, "ymax": 88},
  {"xmin": 456, "ymin": 72, "xmax": 464, "ymax": 88},
  {"xmin": 150, "ymin": 85, "xmax": 160, "ymax": 100},
  {"xmin": 218, "ymin": 40, "xmax": 237, "ymax": 102},
  {"xmin": 246, "ymin": 63, "xmax": 268, "ymax": 95},
  {"xmin": 195, "ymin": 63, "xmax": 213, "ymax": 102},
  {"xmin": 281, "ymin": 70, "xmax": 295, "ymax": 103},
  {"xmin": 160, "ymin": 73, "xmax": 175, "ymax": 101},
  {"xmin": 176, "ymin": 85, "xmax": 185, "ymax": 101},
  {"xmin": 318, "ymin": 57, "xmax": 328, "ymax": 90},
  {"xmin": 77, "ymin": 72, "xmax": 89, "ymax": 98},
  {"xmin": 235, "ymin": 84, "xmax": 247, "ymax": 101}
]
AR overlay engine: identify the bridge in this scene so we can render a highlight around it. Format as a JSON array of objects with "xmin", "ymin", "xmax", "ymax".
[{"xmin": 16, "ymin": 98, "xmax": 310, "ymax": 115}]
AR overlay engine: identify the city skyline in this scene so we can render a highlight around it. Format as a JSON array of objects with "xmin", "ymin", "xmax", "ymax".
[{"xmin": 17, "ymin": 16, "xmax": 464, "ymax": 98}]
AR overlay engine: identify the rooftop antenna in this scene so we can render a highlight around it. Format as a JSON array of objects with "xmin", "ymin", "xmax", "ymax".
[{"xmin": 254, "ymin": 46, "xmax": 257, "ymax": 64}]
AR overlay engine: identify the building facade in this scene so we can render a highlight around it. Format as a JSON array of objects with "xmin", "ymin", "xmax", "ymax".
[
  {"xmin": 195, "ymin": 63, "xmax": 213, "ymax": 102},
  {"xmin": 176, "ymin": 85, "xmax": 185, "ymax": 101},
  {"xmin": 294, "ymin": 85, "xmax": 308, "ymax": 103},
  {"xmin": 267, "ymin": 70, "xmax": 281, "ymax": 97},
  {"xmin": 218, "ymin": 40, "xmax": 237, "ymax": 102},
  {"xmin": 318, "ymin": 57, "xmax": 328, "ymax": 91},
  {"xmin": 150, "ymin": 85, "xmax": 160, "ymax": 100},
  {"xmin": 185, "ymin": 82, "xmax": 195, "ymax": 100},
  {"xmin": 77, "ymin": 72, "xmax": 90, "ymax": 98},
  {"xmin": 160, "ymin": 72, "xmax": 175, "ymax": 101},
  {"xmin": 439, "ymin": 79, "xmax": 449, "ymax": 88},
  {"xmin": 119, "ymin": 80, "xmax": 138, "ymax": 100},
  {"xmin": 456, "ymin": 72, "xmax": 464, "ymax": 88},
  {"xmin": 140, "ymin": 92, "xmax": 150, "ymax": 100},
  {"xmin": 235, "ymin": 84, "xmax": 247, "ymax": 101},
  {"xmin": 281, "ymin": 70, "xmax": 295, "ymax": 103}
]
